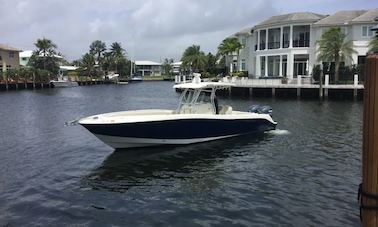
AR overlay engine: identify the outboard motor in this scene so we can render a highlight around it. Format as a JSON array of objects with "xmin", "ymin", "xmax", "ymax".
[{"xmin": 248, "ymin": 105, "xmax": 273, "ymax": 115}]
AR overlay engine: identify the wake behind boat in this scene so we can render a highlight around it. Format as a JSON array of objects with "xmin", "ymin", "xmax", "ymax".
[{"xmin": 78, "ymin": 74, "xmax": 277, "ymax": 148}]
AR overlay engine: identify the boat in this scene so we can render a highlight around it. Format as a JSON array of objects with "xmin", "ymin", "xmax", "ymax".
[
  {"xmin": 78, "ymin": 74, "xmax": 277, "ymax": 149},
  {"xmin": 50, "ymin": 76, "xmax": 78, "ymax": 87},
  {"xmin": 129, "ymin": 75, "xmax": 143, "ymax": 82}
]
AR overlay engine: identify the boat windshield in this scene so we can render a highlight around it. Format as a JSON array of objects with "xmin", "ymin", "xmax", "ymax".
[{"xmin": 176, "ymin": 88, "xmax": 216, "ymax": 114}]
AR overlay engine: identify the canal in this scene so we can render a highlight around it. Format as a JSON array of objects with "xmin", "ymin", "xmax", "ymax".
[{"xmin": 0, "ymin": 82, "xmax": 362, "ymax": 226}]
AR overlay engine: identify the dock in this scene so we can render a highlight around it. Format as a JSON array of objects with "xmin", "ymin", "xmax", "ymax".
[{"xmin": 175, "ymin": 74, "xmax": 364, "ymax": 99}]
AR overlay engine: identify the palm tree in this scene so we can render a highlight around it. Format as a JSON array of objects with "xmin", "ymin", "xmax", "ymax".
[
  {"xmin": 181, "ymin": 45, "xmax": 207, "ymax": 73},
  {"xmin": 81, "ymin": 53, "xmax": 95, "ymax": 81},
  {"xmin": 34, "ymin": 38, "xmax": 57, "ymax": 70},
  {"xmin": 316, "ymin": 27, "xmax": 356, "ymax": 82},
  {"xmin": 109, "ymin": 42, "xmax": 126, "ymax": 73},
  {"xmin": 162, "ymin": 58, "xmax": 174, "ymax": 75},
  {"xmin": 217, "ymin": 37, "xmax": 243, "ymax": 73},
  {"xmin": 89, "ymin": 40, "xmax": 106, "ymax": 69},
  {"xmin": 368, "ymin": 38, "xmax": 378, "ymax": 53}
]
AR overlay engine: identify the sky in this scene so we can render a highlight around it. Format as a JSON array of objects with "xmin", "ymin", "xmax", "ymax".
[{"xmin": 1, "ymin": 0, "xmax": 377, "ymax": 62}]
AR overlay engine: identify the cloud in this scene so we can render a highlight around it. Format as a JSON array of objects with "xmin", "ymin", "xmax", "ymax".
[{"xmin": 0, "ymin": 0, "xmax": 375, "ymax": 62}]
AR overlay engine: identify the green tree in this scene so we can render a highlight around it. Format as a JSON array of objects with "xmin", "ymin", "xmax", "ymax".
[
  {"xmin": 206, "ymin": 52, "xmax": 217, "ymax": 76},
  {"xmin": 89, "ymin": 40, "xmax": 106, "ymax": 71},
  {"xmin": 368, "ymin": 38, "xmax": 378, "ymax": 53},
  {"xmin": 217, "ymin": 37, "xmax": 243, "ymax": 73},
  {"xmin": 162, "ymin": 58, "xmax": 174, "ymax": 75},
  {"xmin": 181, "ymin": 45, "xmax": 207, "ymax": 73},
  {"xmin": 316, "ymin": 27, "xmax": 356, "ymax": 82},
  {"xmin": 34, "ymin": 38, "xmax": 58, "ymax": 70},
  {"xmin": 109, "ymin": 42, "xmax": 126, "ymax": 73},
  {"xmin": 81, "ymin": 53, "xmax": 95, "ymax": 80}
]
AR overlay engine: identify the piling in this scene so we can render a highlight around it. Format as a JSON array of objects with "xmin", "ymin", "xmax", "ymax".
[{"xmin": 360, "ymin": 54, "xmax": 378, "ymax": 226}]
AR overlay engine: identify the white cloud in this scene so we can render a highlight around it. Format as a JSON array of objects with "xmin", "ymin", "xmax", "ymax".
[{"xmin": 0, "ymin": 0, "xmax": 375, "ymax": 62}]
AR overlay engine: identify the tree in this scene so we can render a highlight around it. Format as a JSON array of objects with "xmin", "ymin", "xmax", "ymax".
[
  {"xmin": 181, "ymin": 45, "xmax": 207, "ymax": 73},
  {"xmin": 316, "ymin": 27, "xmax": 356, "ymax": 82},
  {"xmin": 34, "ymin": 38, "xmax": 58, "ymax": 71},
  {"xmin": 368, "ymin": 38, "xmax": 378, "ymax": 53},
  {"xmin": 109, "ymin": 42, "xmax": 126, "ymax": 73},
  {"xmin": 89, "ymin": 40, "xmax": 106, "ymax": 70},
  {"xmin": 217, "ymin": 37, "xmax": 243, "ymax": 73},
  {"xmin": 206, "ymin": 52, "xmax": 217, "ymax": 75},
  {"xmin": 162, "ymin": 58, "xmax": 174, "ymax": 75},
  {"xmin": 81, "ymin": 53, "xmax": 95, "ymax": 80}
]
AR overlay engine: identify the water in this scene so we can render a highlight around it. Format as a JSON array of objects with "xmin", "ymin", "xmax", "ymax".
[{"xmin": 0, "ymin": 82, "xmax": 362, "ymax": 226}]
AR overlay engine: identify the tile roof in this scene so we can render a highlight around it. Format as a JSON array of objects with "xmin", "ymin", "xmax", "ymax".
[
  {"xmin": 254, "ymin": 12, "xmax": 325, "ymax": 28},
  {"xmin": 314, "ymin": 10, "xmax": 367, "ymax": 26},
  {"xmin": 0, "ymin": 44, "xmax": 22, "ymax": 52},
  {"xmin": 352, "ymin": 8, "xmax": 378, "ymax": 23}
]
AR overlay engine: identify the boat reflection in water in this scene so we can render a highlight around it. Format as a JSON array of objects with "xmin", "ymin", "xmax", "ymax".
[{"xmin": 82, "ymin": 133, "xmax": 271, "ymax": 193}]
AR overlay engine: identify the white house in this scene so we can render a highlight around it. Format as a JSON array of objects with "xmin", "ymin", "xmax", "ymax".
[
  {"xmin": 230, "ymin": 8, "xmax": 378, "ymax": 80},
  {"xmin": 19, "ymin": 50, "xmax": 63, "ymax": 67},
  {"xmin": 171, "ymin": 61, "xmax": 182, "ymax": 75},
  {"xmin": 135, "ymin": 60, "xmax": 162, "ymax": 77}
]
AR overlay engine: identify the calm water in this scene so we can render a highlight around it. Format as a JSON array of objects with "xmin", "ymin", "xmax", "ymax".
[{"xmin": 0, "ymin": 82, "xmax": 362, "ymax": 226}]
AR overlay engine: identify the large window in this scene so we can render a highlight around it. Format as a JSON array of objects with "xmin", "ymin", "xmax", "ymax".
[
  {"xmin": 241, "ymin": 59, "xmax": 246, "ymax": 71},
  {"xmin": 362, "ymin": 26, "xmax": 374, "ymax": 37}
]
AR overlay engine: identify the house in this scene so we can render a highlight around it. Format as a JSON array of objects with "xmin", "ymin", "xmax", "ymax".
[
  {"xmin": 19, "ymin": 50, "xmax": 63, "ymax": 67},
  {"xmin": 0, "ymin": 44, "xmax": 22, "ymax": 72},
  {"xmin": 135, "ymin": 61, "xmax": 162, "ymax": 77},
  {"xmin": 171, "ymin": 61, "xmax": 182, "ymax": 75},
  {"xmin": 229, "ymin": 8, "xmax": 378, "ymax": 80}
]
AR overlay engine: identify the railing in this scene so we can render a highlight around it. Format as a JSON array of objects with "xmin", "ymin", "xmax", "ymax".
[
  {"xmin": 259, "ymin": 43, "xmax": 266, "ymax": 50},
  {"xmin": 268, "ymin": 42, "xmax": 280, "ymax": 49},
  {"xmin": 293, "ymin": 39, "xmax": 309, "ymax": 47}
]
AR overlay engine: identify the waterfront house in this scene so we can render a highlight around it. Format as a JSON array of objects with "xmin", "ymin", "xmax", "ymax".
[
  {"xmin": 229, "ymin": 8, "xmax": 378, "ymax": 81},
  {"xmin": 171, "ymin": 61, "xmax": 182, "ymax": 75},
  {"xmin": 0, "ymin": 44, "xmax": 22, "ymax": 72},
  {"xmin": 19, "ymin": 50, "xmax": 63, "ymax": 67},
  {"xmin": 135, "ymin": 60, "xmax": 162, "ymax": 77}
]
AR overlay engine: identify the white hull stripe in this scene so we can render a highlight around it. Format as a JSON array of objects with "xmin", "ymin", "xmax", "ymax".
[{"xmin": 94, "ymin": 134, "xmax": 240, "ymax": 149}]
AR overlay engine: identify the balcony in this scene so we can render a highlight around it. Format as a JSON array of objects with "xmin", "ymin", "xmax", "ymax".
[
  {"xmin": 259, "ymin": 43, "xmax": 266, "ymax": 50},
  {"xmin": 283, "ymin": 41, "xmax": 289, "ymax": 48},
  {"xmin": 293, "ymin": 39, "xmax": 310, "ymax": 48},
  {"xmin": 268, "ymin": 42, "xmax": 280, "ymax": 49}
]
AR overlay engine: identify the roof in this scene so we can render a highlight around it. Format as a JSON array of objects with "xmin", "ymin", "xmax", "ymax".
[
  {"xmin": 173, "ymin": 82, "xmax": 233, "ymax": 90},
  {"xmin": 171, "ymin": 61, "xmax": 182, "ymax": 66},
  {"xmin": 254, "ymin": 12, "xmax": 325, "ymax": 28},
  {"xmin": 352, "ymin": 8, "xmax": 378, "ymax": 23},
  {"xmin": 19, "ymin": 50, "xmax": 63, "ymax": 59},
  {"xmin": 314, "ymin": 10, "xmax": 367, "ymax": 26},
  {"xmin": 235, "ymin": 27, "xmax": 253, "ymax": 35},
  {"xmin": 135, "ymin": 60, "xmax": 161, "ymax": 66},
  {"xmin": 59, "ymin": 66, "xmax": 79, "ymax": 71},
  {"xmin": 0, "ymin": 44, "xmax": 22, "ymax": 52}
]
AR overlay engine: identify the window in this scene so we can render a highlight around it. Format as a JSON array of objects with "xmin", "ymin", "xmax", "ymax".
[
  {"xmin": 362, "ymin": 26, "xmax": 374, "ymax": 37},
  {"xmin": 6, "ymin": 65, "xmax": 11, "ymax": 70},
  {"xmin": 9, "ymin": 52, "xmax": 14, "ymax": 58},
  {"xmin": 22, "ymin": 57, "xmax": 27, "ymax": 61},
  {"xmin": 241, "ymin": 59, "xmax": 246, "ymax": 71},
  {"xmin": 240, "ymin": 37, "xmax": 246, "ymax": 47}
]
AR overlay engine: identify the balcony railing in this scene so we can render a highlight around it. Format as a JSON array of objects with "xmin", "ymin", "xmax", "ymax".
[
  {"xmin": 268, "ymin": 42, "xmax": 280, "ymax": 49},
  {"xmin": 259, "ymin": 43, "xmax": 266, "ymax": 50},
  {"xmin": 283, "ymin": 41, "xmax": 289, "ymax": 48},
  {"xmin": 293, "ymin": 39, "xmax": 309, "ymax": 47}
]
